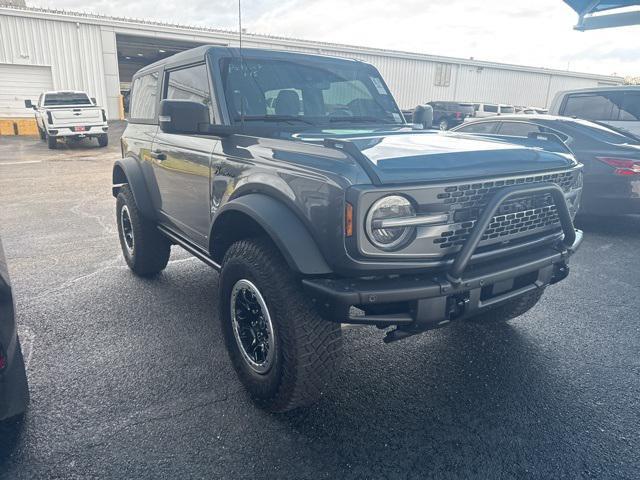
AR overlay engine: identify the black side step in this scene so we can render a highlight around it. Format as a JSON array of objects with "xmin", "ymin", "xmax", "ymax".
[{"xmin": 157, "ymin": 225, "xmax": 221, "ymax": 271}]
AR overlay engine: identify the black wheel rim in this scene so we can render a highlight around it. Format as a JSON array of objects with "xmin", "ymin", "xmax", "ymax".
[
  {"xmin": 230, "ymin": 279, "xmax": 275, "ymax": 374},
  {"xmin": 120, "ymin": 205, "xmax": 135, "ymax": 254}
]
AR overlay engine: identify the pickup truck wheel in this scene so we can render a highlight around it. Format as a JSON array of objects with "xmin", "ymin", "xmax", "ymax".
[
  {"xmin": 470, "ymin": 288, "xmax": 544, "ymax": 323},
  {"xmin": 46, "ymin": 134, "xmax": 57, "ymax": 149},
  {"xmin": 438, "ymin": 118, "xmax": 449, "ymax": 131},
  {"xmin": 116, "ymin": 185, "xmax": 170, "ymax": 276},
  {"xmin": 38, "ymin": 127, "xmax": 45, "ymax": 141},
  {"xmin": 219, "ymin": 238, "xmax": 342, "ymax": 413},
  {"xmin": 97, "ymin": 134, "xmax": 108, "ymax": 147}
]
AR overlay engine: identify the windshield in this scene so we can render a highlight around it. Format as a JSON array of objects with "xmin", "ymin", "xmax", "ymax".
[
  {"xmin": 219, "ymin": 56, "xmax": 404, "ymax": 126},
  {"xmin": 44, "ymin": 93, "xmax": 92, "ymax": 106}
]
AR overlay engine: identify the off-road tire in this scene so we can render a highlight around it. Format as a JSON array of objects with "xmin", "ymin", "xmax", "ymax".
[
  {"xmin": 97, "ymin": 134, "xmax": 108, "ymax": 147},
  {"xmin": 470, "ymin": 288, "xmax": 545, "ymax": 323},
  {"xmin": 46, "ymin": 134, "xmax": 57, "ymax": 149},
  {"xmin": 219, "ymin": 238, "xmax": 342, "ymax": 413},
  {"xmin": 116, "ymin": 184, "xmax": 170, "ymax": 276}
]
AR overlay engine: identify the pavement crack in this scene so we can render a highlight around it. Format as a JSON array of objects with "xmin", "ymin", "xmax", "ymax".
[{"xmin": 85, "ymin": 392, "xmax": 240, "ymax": 449}]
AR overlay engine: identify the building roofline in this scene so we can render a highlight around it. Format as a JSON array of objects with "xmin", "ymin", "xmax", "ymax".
[{"xmin": 0, "ymin": 4, "xmax": 624, "ymax": 82}]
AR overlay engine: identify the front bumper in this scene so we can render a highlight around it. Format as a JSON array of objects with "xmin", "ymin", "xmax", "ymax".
[
  {"xmin": 48, "ymin": 125, "xmax": 108, "ymax": 138},
  {"xmin": 304, "ymin": 229, "xmax": 582, "ymax": 328}
]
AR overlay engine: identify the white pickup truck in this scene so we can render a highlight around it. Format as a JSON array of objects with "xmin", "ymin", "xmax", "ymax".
[{"xmin": 24, "ymin": 91, "xmax": 109, "ymax": 149}]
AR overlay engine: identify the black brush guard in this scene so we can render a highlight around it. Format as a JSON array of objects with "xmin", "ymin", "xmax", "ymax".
[{"xmin": 303, "ymin": 183, "xmax": 583, "ymax": 334}]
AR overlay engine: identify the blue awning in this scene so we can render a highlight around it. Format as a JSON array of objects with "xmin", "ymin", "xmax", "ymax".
[{"xmin": 564, "ymin": 0, "xmax": 640, "ymax": 29}]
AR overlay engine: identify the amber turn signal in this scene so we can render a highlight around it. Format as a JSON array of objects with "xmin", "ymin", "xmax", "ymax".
[{"xmin": 345, "ymin": 202, "xmax": 353, "ymax": 237}]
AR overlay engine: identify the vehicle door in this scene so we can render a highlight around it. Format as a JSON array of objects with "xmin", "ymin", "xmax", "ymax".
[
  {"xmin": 35, "ymin": 93, "xmax": 44, "ymax": 130},
  {"xmin": 126, "ymin": 70, "xmax": 161, "ymax": 208},
  {"xmin": 151, "ymin": 63, "xmax": 218, "ymax": 248}
]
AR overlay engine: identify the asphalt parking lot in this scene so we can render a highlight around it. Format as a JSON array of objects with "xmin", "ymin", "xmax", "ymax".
[{"xmin": 0, "ymin": 124, "xmax": 638, "ymax": 479}]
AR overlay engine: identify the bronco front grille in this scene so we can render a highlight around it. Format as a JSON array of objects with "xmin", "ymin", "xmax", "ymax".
[{"xmin": 429, "ymin": 171, "xmax": 577, "ymax": 253}]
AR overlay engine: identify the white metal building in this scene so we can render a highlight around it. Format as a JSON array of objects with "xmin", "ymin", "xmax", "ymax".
[{"xmin": 0, "ymin": 5, "xmax": 623, "ymax": 121}]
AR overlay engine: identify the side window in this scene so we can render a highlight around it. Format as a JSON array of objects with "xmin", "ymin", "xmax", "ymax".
[
  {"xmin": 455, "ymin": 122, "xmax": 498, "ymax": 134},
  {"xmin": 619, "ymin": 92, "xmax": 640, "ymax": 121},
  {"xmin": 165, "ymin": 64, "xmax": 213, "ymax": 121},
  {"xmin": 562, "ymin": 93, "xmax": 619, "ymax": 121},
  {"xmin": 130, "ymin": 72, "xmax": 159, "ymax": 121},
  {"xmin": 497, "ymin": 122, "xmax": 541, "ymax": 137},
  {"xmin": 483, "ymin": 104, "xmax": 498, "ymax": 113}
]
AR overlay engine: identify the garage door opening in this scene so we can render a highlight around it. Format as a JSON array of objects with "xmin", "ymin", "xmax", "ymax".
[{"xmin": 115, "ymin": 34, "xmax": 226, "ymax": 114}]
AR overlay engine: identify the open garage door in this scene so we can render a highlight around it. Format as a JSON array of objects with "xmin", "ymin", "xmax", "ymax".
[
  {"xmin": 0, "ymin": 64, "xmax": 53, "ymax": 118},
  {"xmin": 115, "ymin": 34, "xmax": 222, "ymax": 113}
]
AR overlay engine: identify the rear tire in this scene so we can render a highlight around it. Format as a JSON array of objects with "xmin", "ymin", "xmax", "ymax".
[
  {"xmin": 219, "ymin": 238, "xmax": 342, "ymax": 413},
  {"xmin": 470, "ymin": 288, "xmax": 544, "ymax": 323},
  {"xmin": 438, "ymin": 118, "xmax": 449, "ymax": 131},
  {"xmin": 46, "ymin": 134, "xmax": 57, "ymax": 149},
  {"xmin": 97, "ymin": 134, "xmax": 108, "ymax": 147},
  {"xmin": 116, "ymin": 185, "xmax": 170, "ymax": 276}
]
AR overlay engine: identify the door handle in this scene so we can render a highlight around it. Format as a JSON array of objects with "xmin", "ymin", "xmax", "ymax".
[{"xmin": 150, "ymin": 150, "xmax": 166, "ymax": 161}]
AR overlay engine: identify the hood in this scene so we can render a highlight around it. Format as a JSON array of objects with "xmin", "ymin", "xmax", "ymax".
[{"xmin": 296, "ymin": 129, "xmax": 577, "ymax": 184}]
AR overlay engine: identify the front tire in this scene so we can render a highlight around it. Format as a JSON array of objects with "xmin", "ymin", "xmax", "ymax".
[
  {"xmin": 46, "ymin": 134, "xmax": 57, "ymax": 149},
  {"xmin": 116, "ymin": 185, "xmax": 170, "ymax": 276},
  {"xmin": 219, "ymin": 238, "xmax": 342, "ymax": 412},
  {"xmin": 438, "ymin": 118, "xmax": 449, "ymax": 131}
]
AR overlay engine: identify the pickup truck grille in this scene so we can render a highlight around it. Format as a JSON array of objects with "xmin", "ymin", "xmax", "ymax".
[{"xmin": 429, "ymin": 171, "xmax": 577, "ymax": 253}]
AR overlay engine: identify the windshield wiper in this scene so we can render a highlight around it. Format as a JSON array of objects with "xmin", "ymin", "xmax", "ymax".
[
  {"xmin": 328, "ymin": 116, "xmax": 392, "ymax": 124},
  {"xmin": 233, "ymin": 115, "xmax": 315, "ymax": 126}
]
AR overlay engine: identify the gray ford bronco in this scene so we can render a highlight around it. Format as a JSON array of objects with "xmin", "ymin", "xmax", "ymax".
[{"xmin": 114, "ymin": 46, "xmax": 583, "ymax": 412}]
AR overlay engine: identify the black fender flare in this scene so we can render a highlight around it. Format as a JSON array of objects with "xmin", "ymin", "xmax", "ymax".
[
  {"xmin": 112, "ymin": 157, "xmax": 156, "ymax": 220},
  {"xmin": 210, "ymin": 194, "xmax": 332, "ymax": 276}
]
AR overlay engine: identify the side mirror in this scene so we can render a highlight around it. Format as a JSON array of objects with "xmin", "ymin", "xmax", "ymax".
[
  {"xmin": 159, "ymin": 99, "xmax": 237, "ymax": 137},
  {"xmin": 24, "ymin": 99, "xmax": 34, "ymax": 109},
  {"xmin": 412, "ymin": 104, "xmax": 433, "ymax": 129},
  {"xmin": 159, "ymin": 99, "xmax": 210, "ymax": 134},
  {"xmin": 90, "ymin": 97, "xmax": 97, "ymax": 105}
]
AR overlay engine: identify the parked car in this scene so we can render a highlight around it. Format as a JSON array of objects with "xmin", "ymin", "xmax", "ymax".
[
  {"xmin": 0, "ymin": 237, "xmax": 29, "ymax": 422},
  {"xmin": 427, "ymin": 101, "xmax": 475, "ymax": 130},
  {"xmin": 451, "ymin": 115, "xmax": 640, "ymax": 215},
  {"xmin": 516, "ymin": 106, "xmax": 548, "ymax": 115},
  {"xmin": 24, "ymin": 91, "xmax": 109, "ymax": 149},
  {"xmin": 473, "ymin": 103, "xmax": 516, "ymax": 117},
  {"xmin": 114, "ymin": 46, "xmax": 583, "ymax": 412},
  {"xmin": 549, "ymin": 86, "xmax": 640, "ymax": 137}
]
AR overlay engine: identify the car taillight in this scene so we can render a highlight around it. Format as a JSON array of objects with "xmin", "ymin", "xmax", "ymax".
[
  {"xmin": 46, "ymin": 111, "xmax": 53, "ymax": 124},
  {"xmin": 596, "ymin": 157, "xmax": 640, "ymax": 175},
  {"xmin": 455, "ymin": 111, "xmax": 461, "ymax": 119},
  {"xmin": 102, "ymin": 109, "xmax": 107, "ymax": 122}
]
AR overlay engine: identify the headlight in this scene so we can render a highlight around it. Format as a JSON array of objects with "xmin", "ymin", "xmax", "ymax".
[{"xmin": 365, "ymin": 195, "xmax": 416, "ymax": 250}]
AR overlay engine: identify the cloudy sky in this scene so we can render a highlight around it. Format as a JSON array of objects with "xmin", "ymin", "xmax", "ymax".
[{"xmin": 30, "ymin": 0, "xmax": 640, "ymax": 76}]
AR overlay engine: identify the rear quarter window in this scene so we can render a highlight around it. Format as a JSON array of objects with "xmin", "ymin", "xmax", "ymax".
[
  {"xmin": 562, "ymin": 92, "xmax": 620, "ymax": 121},
  {"xmin": 130, "ymin": 72, "xmax": 159, "ymax": 122}
]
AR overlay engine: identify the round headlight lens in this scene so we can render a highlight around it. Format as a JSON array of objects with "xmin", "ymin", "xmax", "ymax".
[{"xmin": 366, "ymin": 195, "xmax": 416, "ymax": 250}]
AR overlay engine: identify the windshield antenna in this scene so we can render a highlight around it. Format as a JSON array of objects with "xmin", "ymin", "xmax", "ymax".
[{"xmin": 238, "ymin": 0, "xmax": 245, "ymax": 128}]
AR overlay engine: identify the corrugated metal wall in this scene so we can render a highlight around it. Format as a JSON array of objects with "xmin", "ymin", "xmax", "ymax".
[
  {"xmin": 0, "ymin": 13, "xmax": 108, "ymax": 117},
  {"xmin": 0, "ymin": 8, "xmax": 623, "ymax": 119},
  {"xmin": 241, "ymin": 37, "xmax": 618, "ymax": 109}
]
